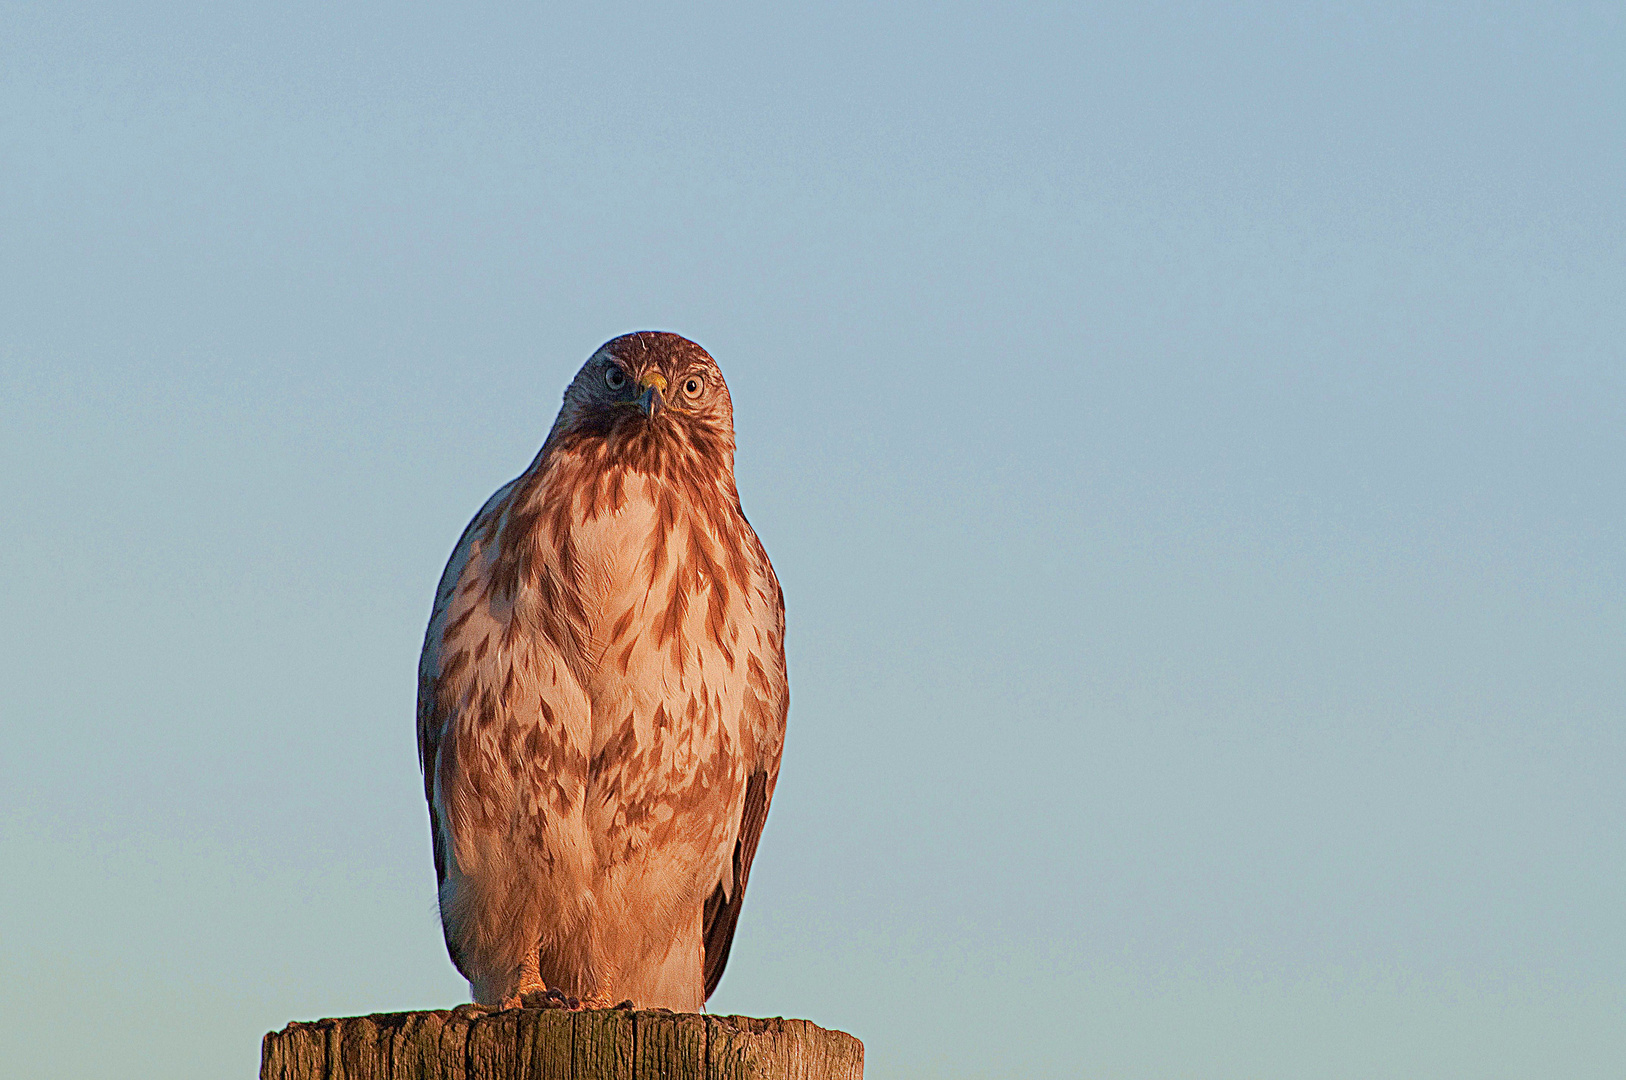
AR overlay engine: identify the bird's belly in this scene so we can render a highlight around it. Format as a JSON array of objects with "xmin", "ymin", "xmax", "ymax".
[{"xmin": 578, "ymin": 645, "xmax": 746, "ymax": 894}]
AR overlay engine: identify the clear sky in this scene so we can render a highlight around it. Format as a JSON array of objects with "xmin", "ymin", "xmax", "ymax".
[{"xmin": 1, "ymin": 3, "xmax": 1622, "ymax": 1078}]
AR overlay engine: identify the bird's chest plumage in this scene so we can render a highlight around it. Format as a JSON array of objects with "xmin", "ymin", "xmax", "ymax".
[{"xmin": 545, "ymin": 468, "xmax": 750, "ymax": 872}]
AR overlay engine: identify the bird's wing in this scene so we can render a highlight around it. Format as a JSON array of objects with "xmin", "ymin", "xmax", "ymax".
[
  {"xmin": 416, "ymin": 479, "xmax": 525, "ymax": 891},
  {"xmin": 701, "ymin": 550, "xmax": 788, "ymax": 1000}
]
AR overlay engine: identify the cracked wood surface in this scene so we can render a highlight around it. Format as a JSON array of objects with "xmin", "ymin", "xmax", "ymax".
[{"xmin": 261, "ymin": 1009, "xmax": 863, "ymax": 1080}]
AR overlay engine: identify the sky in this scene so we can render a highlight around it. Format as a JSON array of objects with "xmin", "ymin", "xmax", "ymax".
[{"xmin": 1, "ymin": 2, "xmax": 1622, "ymax": 1077}]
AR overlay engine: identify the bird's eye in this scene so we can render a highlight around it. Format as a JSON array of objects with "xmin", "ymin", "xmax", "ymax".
[
  {"xmin": 604, "ymin": 366, "xmax": 627, "ymax": 390},
  {"xmin": 683, "ymin": 376, "xmax": 703, "ymax": 398}
]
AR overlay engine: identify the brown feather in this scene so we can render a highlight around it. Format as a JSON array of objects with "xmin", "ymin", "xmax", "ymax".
[{"xmin": 702, "ymin": 767, "xmax": 775, "ymax": 998}]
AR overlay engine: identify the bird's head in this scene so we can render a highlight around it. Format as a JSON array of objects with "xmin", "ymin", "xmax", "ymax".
[{"xmin": 547, "ymin": 332, "xmax": 737, "ymax": 477}]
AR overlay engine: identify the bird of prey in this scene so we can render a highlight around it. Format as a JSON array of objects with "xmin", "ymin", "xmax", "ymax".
[{"xmin": 416, "ymin": 332, "xmax": 787, "ymax": 1012}]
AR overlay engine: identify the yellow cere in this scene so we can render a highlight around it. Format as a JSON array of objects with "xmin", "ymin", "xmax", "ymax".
[{"xmin": 639, "ymin": 372, "xmax": 669, "ymax": 392}]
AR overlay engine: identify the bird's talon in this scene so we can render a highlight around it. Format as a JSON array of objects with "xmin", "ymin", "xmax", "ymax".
[{"xmin": 520, "ymin": 988, "xmax": 573, "ymax": 1009}]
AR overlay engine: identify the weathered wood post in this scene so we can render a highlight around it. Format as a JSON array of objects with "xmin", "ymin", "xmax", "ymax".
[{"xmin": 261, "ymin": 1008, "xmax": 864, "ymax": 1080}]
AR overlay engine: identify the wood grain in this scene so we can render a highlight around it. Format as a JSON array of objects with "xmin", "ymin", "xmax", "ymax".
[{"xmin": 261, "ymin": 1010, "xmax": 862, "ymax": 1080}]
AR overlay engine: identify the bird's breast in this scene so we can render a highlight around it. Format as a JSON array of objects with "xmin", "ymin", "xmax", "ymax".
[
  {"xmin": 540, "ymin": 468, "xmax": 732, "ymax": 739},
  {"xmin": 534, "ymin": 465, "xmax": 749, "ymax": 848}
]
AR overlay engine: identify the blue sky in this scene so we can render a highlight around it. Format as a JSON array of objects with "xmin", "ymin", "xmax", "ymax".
[{"xmin": 2, "ymin": 3, "xmax": 1622, "ymax": 1077}]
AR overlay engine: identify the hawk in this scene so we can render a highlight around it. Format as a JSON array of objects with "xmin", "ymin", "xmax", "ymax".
[{"xmin": 416, "ymin": 332, "xmax": 787, "ymax": 1012}]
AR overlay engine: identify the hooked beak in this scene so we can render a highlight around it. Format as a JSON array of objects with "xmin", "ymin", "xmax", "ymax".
[{"xmin": 637, "ymin": 371, "xmax": 667, "ymax": 418}]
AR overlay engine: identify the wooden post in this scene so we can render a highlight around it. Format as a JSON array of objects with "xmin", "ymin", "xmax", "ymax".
[{"xmin": 261, "ymin": 1009, "xmax": 864, "ymax": 1080}]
